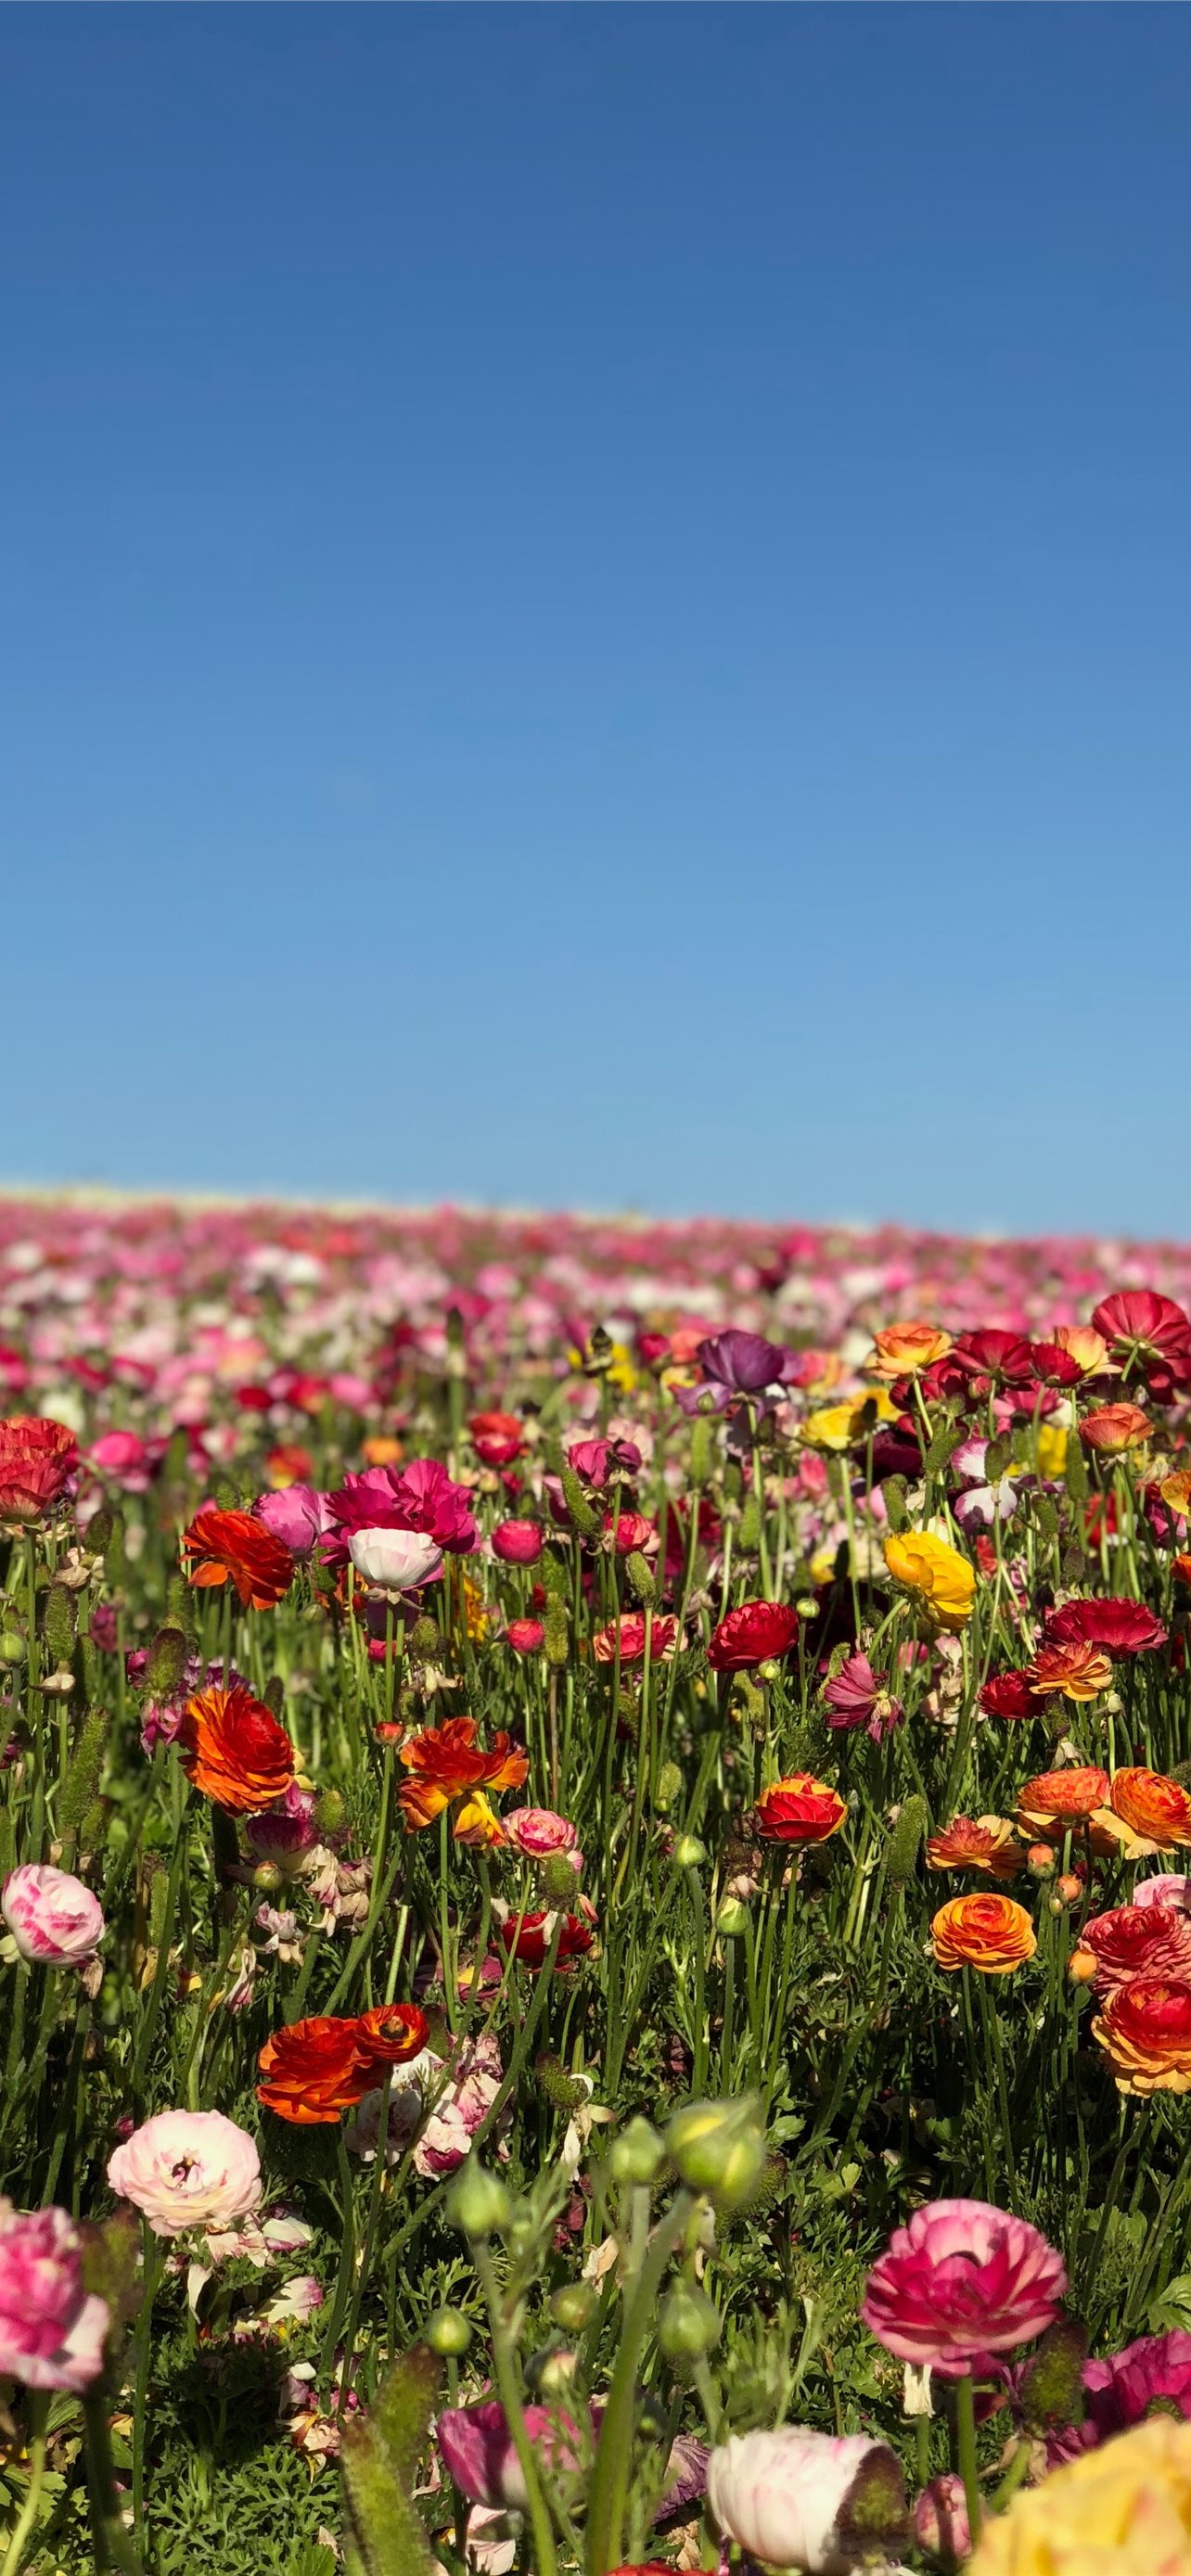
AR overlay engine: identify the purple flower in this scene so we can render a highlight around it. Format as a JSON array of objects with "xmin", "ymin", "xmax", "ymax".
[{"xmin": 673, "ymin": 1328, "xmax": 794, "ymax": 1416}]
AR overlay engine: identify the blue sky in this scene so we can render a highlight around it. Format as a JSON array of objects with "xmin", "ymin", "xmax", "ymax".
[{"xmin": 4, "ymin": 6, "xmax": 1188, "ymax": 1235}]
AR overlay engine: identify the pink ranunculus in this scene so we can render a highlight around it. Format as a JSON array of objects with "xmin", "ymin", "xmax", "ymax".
[
  {"xmin": 566, "ymin": 1436, "xmax": 640, "ymax": 1488},
  {"xmin": 413, "ymin": 2031, "xmax": 505, "ymax": 2178},
  {"xmin": 491, "ymin": 1519, "xmax": 544, "ymax": 1565},
  {"xmin": 2, "ymin": 1864, "xmax": 105, "ymax": 1967},
  {"xmin": 707, "ymin": 2426, "xmax": 907, "ymax": 2573},
  {"xmin": 914, "ymin": 2471, "xmax": 971, "ymax": 2567},
  {"xmin": 437, "ymin": 2398, "xmax": 584, "ymax": 2508},
  {"xmin": 821, "ymin": 1651, "xmax": 903, "ymax": 1744},
  {"xmin": 503, "ymin": 1807, "xmax": 580, "ymax": 1862},
  {"xmin": 862, "ymin": 2199, "xmax": 1067, "ymax": 2377},
  {"xmin": 1133, "ymin": 1874, "xmax": 1191, "ymax": 1913},
  {"xmin": 253, "ymin": 1484, "xmax": 332, "ymax": 1560},
  {"xmin": 89, "ymin": 1429, "xmax": 152, "ymax": 1491},
  {"xmin": 347, "ymin": 1525, "xmax": 444, "ymax": 1592},
  {"xmin": 107, "ymin": 2110, "xmax": 262, "ymax": 2238},
  {"xmin": 1081, "ymin": 2328, "xmax": 1191, "ymax": 2443},
  {"xmin": 506, "ymin": 1618, "xmax": 544, "ymax": 1654},
  {"xmin": 246, "ymin": 1787, "xmax": 318, "ymax": 1868},
  {"xmin": 0, "ymin": 2200, "xmax": 109, "ymax": 2391}
]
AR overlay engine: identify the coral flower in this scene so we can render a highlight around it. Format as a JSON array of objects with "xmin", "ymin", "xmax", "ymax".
[
  {"xmin": 979, "ymin": 1669, "xmax": 1038, "ymax": 1720},
  {"xmin": 257, "ymin": 2005, "xmax": 429, "ymax": 2124},
  {"xmin": 181, "ymin": 1506, "xmax": 295, "ymax": 1609},
  {"xmin": 707, "ymin": 1600, "xmax": 799, "ymax": 1671},
  {"xmin": 883, "ymin": 1531, "xmax": 975, "ymax": 1631},
  {"xmin": 862, "ymin": 2198, "xmax": 1066, "ymax": 2375},
  {"xmin": 590, "ymin": 1613, "xmax": 678, "ymax": 1665},
  {"xmin": 930, "ymin": 1893, "xmax": 1036, "ymax": 1973},
  {"xmin": 1044, "ymin": 1596, "xmax": 1168, "ymax": 1656},
  {"xmin": 1026, "ymin": 1639, "xmax": 1114, "ymax": 1702},
  {"xmin": 1017, "ymin": 1767, "xmax": 1111, "ymax": 1843},
  {"xmin": 926, "ymin": 1817, "xmax": 1022, "ymax": 1879},
  {"xmin": 177, "ymin": 1684, "xmax": 296, "ymax": 1814},
  {"xmin": 398, "ymin": 1716, "xmax": 528, "ymax": 1830},
  {"xmin": 1093, "ymin": 1977, "xmax": 1191, "ymax": 2095},
  {"xmin": 1080, "ymin": 1403, "xmax": 1152, "ymax": 1455},
  {"xmin": 496, "ymin": 1908, "xmax": 595, "ymax": 1970},
  {"xmin": 1071, "ymin": 1905, "xmax": 1191, "ymax": 1996},
  {"xmin": 866, "ymin": 1323, "xmax": 954, "ymax": 1378},
  {"xmin": 0, "ymin": 1415, "xmax": 79, "ymax": 1523},
  {"xmin": 967, "ymin": 2415, "xmax": 1191, "ymax": 2573},
  {"xmin": 754, "ymin": 1775, "xmax": 848, "ymax": 1845},
  {"xmin": 1105, "ymin": 1767, "xmax": 1191, "ymax": 1856}
]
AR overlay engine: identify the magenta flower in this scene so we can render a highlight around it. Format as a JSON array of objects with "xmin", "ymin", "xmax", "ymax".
[
  {"xmin": 862, "ymin": 2199, "xmax": 1067, "ymax": 2376},
  {"xmin": 565, "ymin": 1437, "xmax": 641, "ymax": 1488},
  {"xmin": 821, "ymin": 1652, "xmax": 903, "ymax": 1742},
  {"xmin": 1082, "ymin": 2329, "xmax": 1191, "ymax": 2442},
  {"xmin": 253, "ymin": 1485, "xmax": 332, "ymax": 1560},
  {"xmin": 2, "ymin": 1864, "xmax": 104, "ymax": 1967},
  {"xmin": 0, "ymin": 2200, "xmax": 109, "ymax": 2391},
  {"xmin": 322, "ymin": 1459, "xmax": 477, "ymax": 1569},
  {"xmin": 491, "ymin": 1519, "xmax": 544, "ymax": 1565},
  {"xmin": 437, "ymin": 2399, "xmax": 584, "ymax": 2507}
]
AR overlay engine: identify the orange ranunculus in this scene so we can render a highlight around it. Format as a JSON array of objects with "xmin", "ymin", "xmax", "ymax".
[
  {"xmin": 180, "ymin": 1506, "xmax": 295, "ymax": 1609},
  {"xmin": 1103, "ymin": 1767, "xmax": 1191, "ymax": 1857},
  {"xmin": 754, "ymin": 1775, "xmax": 848, "ymax": 1845},
  {"xmin": 398, "ymin": 1715, "xmax": 529, "ymax": 1830},
  {"xmin": 883, "ymin": 1531, "xmax": 975, "ymax": 1630},
  {"xmin": 866, "ymin": 1323, "xmax": 954, "ymax": 1379},
  {"xmin": 1080, "ymin": 1404, "xmax": 1152, "ymax": 1456},
  {"xmin": 1093, "ymin": 1976, "xmax": 1191, "ymax": 2095},
  {"xmin": 363, "ymin": 1435, "xmax": 404, "ymax": 1467},
  {"xmin": 265, "ymin": 1443, "xmax": 313, "ymax": 1488},
  {"xmin": 1174, "ymin": 1554, "xmax": 1191, "ymax": 1588},
  {"xmin": 926, "ymin": 1816, "xmax": 1023, "ymax": 1879},
  {"xmin": 256, "ymin": 2004, "xmax": 429, "ymax": 2124},
  {"xmin": 1016, "ymin": 1766, "xmax": 1111, "ymax": 1845},
  {"xmin": 930, "ymin": 1892, "xmax": 1037, "ymax": 1973},
  {"xmin": 1025, "ymin": 1640, "xmax": 1114, "ymax": 1702},
  {"xmin": 177, "ymin": 1683, "xmax": 296, "ymax": 1814}
]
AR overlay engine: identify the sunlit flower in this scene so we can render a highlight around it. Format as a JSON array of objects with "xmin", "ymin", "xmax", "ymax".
[
  {"xmin": 925, "ymin": 1817, "xmax": 1022, "ymax": 1879},
  {"xmin": 1026, "ymin": 1639, "xmax": 1114, "ymax": 1702},
  {"xmin": 706, "ymin": 2426, "xmax": 907, "ymax": 2573},
  {"xmin": 1017, "ymin": 1766, "xmax": 1110, "ymax": 1844},
  {"xmin": 754, "ymin": 1775, "xmax": 848, "ymax": 1845},
  {"xmin": 821, "ymin": 1651, "xmax": 902, "ymax": 1741},
  {"xmin": 799, "ymin": 1392, "xmax": 898, "ymax": 1452},
  {"xmin": 0, "ymin": 2200, "xmax": 109, "ymax": 2391},
  {"xmin": 863, "ymin": 2199, "xmax": 1065, "ymax": 2375},
  {"xmin": 707, "ymin": 1600, "xmax": 798, "ymax": 1670},
  {"xmin": 1093, "ymin": 1976, "xmax": 1191, "ymax": 2093},
  {"xmin": 2, "ymin": 1864, "xmax": 104, "ymax": 1965},
  {"xmin": 1081, "ymin": 1403, "xmax": 1152, "ymax": 1455},
  {"xmin": 866, "ymin": 1323, "xmax": 953, "ymax": 1379},
  {"xmin": 591, "ymin": 1613, "xmax": 678, "ymax": 1664},
  {"xmin": 884, "ymin": 1531, "xmax": 975, "ymax": 1630},
  {"xmin": 398, "ymin": 1716, "xmax": 528, "ymax": 1829},
  {"xmin": 181, "ymin": 1507, "xmax": 295, "ymax": 1609},
  {"xmin": 1044, "ymin": 1597, "xmax": 1168, "ymax": 1656},
  {"xmin": 257, "ymin": 2006, "xmax": 429, "ymax": 2124},
  {"xmin": 967, "ymin": 2415, "xmax": 1191, "ymax": 2573},
  {"xmin": 1070, "ymin": 1904, "xmax": 1191, "ymax": 1996},
  {"xmin": 108, "ymin": 2110, "xmax": 262, "ymax": 2237},
  {"xmin": 177, "ymin": 1684, "xmax": 296, "ymax": 1815},
  {"xmin": 1103, "ymin": 1767, "xmax": 1191, "ymax": 1857},
  {"xmin": 929, "ymin": 1893, "xmax": 1036, "ymax": 1973}
]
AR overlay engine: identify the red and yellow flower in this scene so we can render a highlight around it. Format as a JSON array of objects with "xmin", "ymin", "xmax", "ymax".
[
  {"xmin": 926, "ymin": 1817, "xmax": 1022, "ymax": 1879},
  {"xmin": 754, "ymin": 1775, "xmax": 847, "ymax": 1845},
  {"xmin": 1093, "ymin": 1976, "xmax": 1191, "ymax": 2095},
  {"xmin": 930, "ymin": 1893, "xmax": 1037, "ymax": 1973},
  {"xmin": 398, "ymin": 1715, "xmax": 528, "ymax": 1833}
]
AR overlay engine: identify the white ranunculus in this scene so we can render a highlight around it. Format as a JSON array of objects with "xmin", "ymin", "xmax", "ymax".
[
  {"xmin": 347, "ymin": 1525, "xmax": 443, "ymax": 1591},
  {"xmin": 706, "ymin": 2426, "xmax": 906, "ymax": 2574}
]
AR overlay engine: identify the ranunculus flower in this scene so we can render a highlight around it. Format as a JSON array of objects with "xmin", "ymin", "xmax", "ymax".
[
  {"xmin": 862, "ymin": 2199, "xmax": 1066, "ymax": 2376},
  {"xmin": 925, "ymin": 1817, "xmax": 1022, "ymax": 1879},
  {"xmin": 754, "ymin": 1775, "xmax": 848, "ymax": 1846},
  {"xmin": 690, "ymin": 1330, "xmax": 793, "ymax": 1411},
  {"xmin": 591, "ymin": 1613, "xmax": 678, "ymax": 1665},
  {"xmin": 348, "ymin": 1525, "xmax": 444, "ymax": 1592},
  {"xmin": 257, "ymin": 2005, "xmax": 429, "ymax": 2124},
  {"xmin": 1106, "ymin": 1767, "xmax": 1191, "ymax": 1855},
  {"xmin": 496, "ymin": 1907, "xmax": 595, "ymax": 1970},
  {"xmin": 867, "ymin": 1322, "xmax": 953, "ymax": 1379},
  {"xmin": 1093, "ymin": 1975, "xmax": 1191, "ymax": 2094},
  {"xmin": 1092, "ymin": 1288, "xmax": 1191, "ymax": 1380},
  {"xmin": 399, "ymin": 1716, "xmax": 528, "ymax": 1830},
  {"xmin": 107, "ymin": 2110, "xmax": 263, "ymax": 2237},
  {"xmin": 506, "ymin": 1617, "xmax": 545, "ymax": 1654},
  {"xmin": 492, "ymin": 1519, "xmax": 544, "ymax": 1565},
  {"xmin": 707, "ymin": 1600, "xmax": 799, "ymax": 1671},
  {"xmin": 181, "ymin": 1507, "xmax": 295, "ymax": 1609},
  {"xmin": 1081, "ymin": 2328, "xmax": 1191, "ymax": 2443},
  {"xmin": 89, "ymin": 1429, "xmax": 152, "ymax": 1490},
  {"xmin": 322, "ymin": 1459, "xmax": 478, "ymax": 1570},
  {"xmin": 0, "ymin": 2199, "xmax": 109, "ymax": 2391},
  {"xmin": 1017, "ymin": 1766, "xmax": 1111, "ymax": 1843},
  {"xmin": 252, "ymin": 1484, "xmax": 331, "ymax": 1559},
  {"xmin": 979, "ymin": 1669, "xmax": 1037, "ymax": 1720},
  {"xmin": 1072, "ymin": 1904, "xmax": 1191, "ymax": 1996},
  {"xmin": 412, "ymin": 2031, "xmax": 505, "ymax": 2177},
  {"xmin": 1133, "ymin": 1874, "xmax": 1191, "ymax": 1914},
  {"xmin": 1026, "ymin": 1639, "xmax": 1114, "ymax": 1701},
  {"xmin": 952, "ymin": 1329, "xmax": 1035, "ymax": 1386},
  {"xmin": 821, "ymin": 1651, "xmax": 903, "ymax": 1742},
  {"xmin": 966, "ymin": 2414, "xmax": 1191, "ymax": 2573},
  {"xmin": 1044, "ymin": 1596, "xmax": 1168, "ymax": 1657},
  {"xmin": 177, "ymin": 1683, "xmax": 296, "ymax": 1815},
  {"xmin": 0, "ymin": 1415, "xmax": 79, "ymax": 1523},
  {"xmin": 503, "ymin": 1807, "xmax": 580, "ymax": 1862},
  {"xmin": 2, "ymin": 1864, "xmax": 104, "ymax": 1966},
  {"xmin": 468, "ymin": 1412, "xmax": 526, "ymax": 1467},
  {"xmin": 929, "ymin": 1893, "xmax": 1037, "ymax": 1973},
  {"xmin": 883, "ymin": 1531, "xmax": 975, "ymax": 1630},
  {"xmin": 437, "ymin": 2398, "xmax": 584, "ymax": 2507},
  {"xmin": 706, "ymin": 2426, "xmax": 907, "ymax": 2572},
  {"xmin": 1081, "ymin": 1403, "xmax": 1152, "ymax": 1455}
]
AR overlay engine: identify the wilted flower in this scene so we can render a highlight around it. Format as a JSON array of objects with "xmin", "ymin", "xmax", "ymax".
[{"xmin": 821, "ymin": 1651, "xmax": 902, "ymax": 1741}]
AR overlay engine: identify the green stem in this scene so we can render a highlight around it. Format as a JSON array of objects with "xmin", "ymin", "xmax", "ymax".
[
  {"xmin": 1, "ymin": 2391, "xmax": 49, "ymax": 2576},
  {"xmin": 585, "ymin": 2192, "xmax": 695, "ymax": 2576},
  {"xmin": 954, "ymin": 2371, "xmax": 982, "ymax": 2549},
  {"xmin": 472, "ymin": 2239, "xmax": 558, "ymax": 2576}
]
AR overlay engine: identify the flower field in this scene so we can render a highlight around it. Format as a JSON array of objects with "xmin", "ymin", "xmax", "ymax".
[{"xmin": 8, "ymin": 1197, "xmax": 1191, "ymax": 2573}]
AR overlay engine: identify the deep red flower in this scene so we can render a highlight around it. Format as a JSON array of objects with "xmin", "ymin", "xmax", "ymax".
[
  {"xmin": 707, "ymin": 1600, "xmax": 799, "ymax": 1671},
  {"xmin": 980, "ymin": 1670, "xmax": 1037, "ymax": 1721},
  {"xmin": 1044, "ymin": 1598, "xmax": 1168, "ymax": 1657},
  {"xmin": 1092, "ymin": 1290, "xmax": 1191, "ymax": 1369},
  {"xmin": 0, "ymin": 1415, "xmax": 79, "ymax": 1523},
  {"xmin": 755, "ymin": 1774, "xmax": 848, "ymax": 1844},
  {"xmin": 951, "ymin": 1331, "xmax": 1035, "ymax": 1387},
  {"xmin": 497, "ymin": 1909, "xmax": 595, "ymax": 1970}
]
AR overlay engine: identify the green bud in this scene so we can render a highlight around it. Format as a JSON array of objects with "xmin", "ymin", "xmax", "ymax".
[
  {"xmin": 665, "ymin": 2095, "xmax": 767, "ymax": 2211},
  {"xmin": 715, "ymin": 1897, "xmax": 750, "ymax": 1939},
  {"xmin": 144, "ymin": 1623, "xmax": 188, "ymax": 1702},
  {"xmin": 883, "ymin": 1475, "xmax": 907, "ymax": 1534},
  {"xmin": 537, "ymin": 1552, "xmax": 569, "ymax": 1599},
  {"xmin": 263, "ymin": 1676, "xmax": 285, "ymax": 1717},
  {"xmin": 544, "ymin": 1595, "xmax": 570, "ymax": 1668},
  {"xmin": 425, "ymin": 2307, "xmax": 473, "ymax": 2358},
  {"xmin": 549, "ymin": 2282, "xmax": 596, "ymax": 2332},
  {"xmin": 0, "ymin": 1631, "xmax": 26, "ymax": 1667},
  {"xmin": 314, "ymin": 1788, "xmax": 347, "ymax": 1837},
  {"xmin": 672, "ymin": 1834, "xmax": 708, "ymax": 1870},
  {"xmin": 534, "ymin": 2051, "xmax": 592, "ymax": 2111},
  {"xmin": 86, "ymin": 1505, "xmax": 115, "ymax": 1558},
  {"xmin": 541, "ymin": 1852, "xmax": 581, "ymax": 1906},
  {"xmin": 253, "ymin": 1862, "xmax": 284, "ymax": 1894},
  {"xmin": 446, "ymin": 2161, "xmax": 514, "ymax": 2240},
  {"xmin": 885, "ymin": 1795, "xmax": 928, "ymax": 1885},
  {"xmin": 658, "ymin": 2281, "xmax": 722, "ymax": 2366},
  {"xmin": 146, "ymin": 1857, "xmax": 170, "ymax": 1951},
  {"xmin": 103, "ymin": 1514, "xmax": 127, "ymax": 1588},
  {"xmin": 688, "ymin": 1419, "xmax": 713, "ymax": 1489},
  {"xmin": 608, "ymin": 2115, "xmax": 665, "ymax": 2187},
  {"xmin": 559, "ymin": 1465, "xmax": 599, "ymax": 1539},
  {"xmin": 535, "ymin": 2350, "xmax": 577, "ymax": 2399},
  {"xmin": 624, "ymin": 1551, "xmax": 655, "ymax": 1607},
  {"xmin": 165, "ymin": 1573, "xmax": 195, "ymax": 1644},
  {"xmin": 43, "ymin": 1583, "xmax": 77, "ymax": 1667},
  {"xmin": 654, "ymin": 1761, "xmax": 683, "ymax": 1812},
  {"xmin": 409, "ymin": 1616, "xmax": 442, "ymax": 1657},
  {"xmin": 1018, "ymin": 2319, "xmax": 1088, "ymax": 2433}
]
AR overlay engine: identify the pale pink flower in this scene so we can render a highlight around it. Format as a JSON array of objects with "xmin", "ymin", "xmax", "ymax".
[
  {"xmin": 2, "ymin": 1863, "xmax": 104, "ymax": 1967},
  {"xmin": 0, "ymin": 2199, "xmax": 109, "ymax": 2391},
  {"xmin": 348, "ymin": 1525, "xmax": 443, "ymax": 1591},
  {"xmin": 914, "ymin": 2471, "xmax": 970, "ymax": 2567},
  {"xmin": 503, "ymin": 1808, "xmax": 581, "ymax": 1865},
  {"xmin": 707, "ymin": 2426, "xmax": 906, "ymax": 2572},
  {"xmin": 862, "ymin": 2199, "xmax": 1066, "ymax": 2376},
  {"xmin": 1133, "ymin": 1874, "xmax": 1191, "ymax": 1913},
  {"xmin": 108, "ymin": 2110, "xmax": 262, "ymax": 2238}
]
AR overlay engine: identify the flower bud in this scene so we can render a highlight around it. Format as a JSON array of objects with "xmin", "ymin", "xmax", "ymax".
[
  {"xmin": 658, "ymin": 2280, "xmax": 722, "ymax": 2365},
  {"xmin": 1068, "ymin": 1945, "xmax": 1096, "ymax": 1983},
  {"xmin": 1057, "ymin": 1872, "xmax": 1082, "ymax": 1905},
  {"xmin": 252, "ymin": 1862, "xmax": 284, "ymax": 1894},
  {"xmin": 314, "ymin": 1789, "xmax": 346, "ymax": 1838},
  {"xmin": 446, "ymin": 2162, "xmax": 514, "ymax": 2240},
  {"xmin": 0, "ymin": 1629, "xmax": 27, "ymax": 1666},
  {"xmin": 549, "ymin": 2282, "xmax": 596, "ymax": 2332},
  {"xmin": 535, "ymin": 2349, "xmax": 578, "ymax": 2397},
  {"xmin": 425, "ymin": 2307, "xmax": 473, "ymax": 2357},
  {"xmin": 716, "ymin": 1897, "xmax": 750, "ymax": 1938},
  {"xmin": 534, "ymin": 2052, "xmax": 592, "ymax": 2111},
  {"xmin": 541, "ymin": 1853, "xmax": 582, "ymax": 1906},
  {"xmin": 144, "ymin": 1623, "xmax": 188, "ymax": 1702},
  {"xmin": 884, "ymin": 1795, "xmax": 927, "ymax": 1884},
  {"xmin": 43, "ymin": 1584, "xmax": 77, "ymax": 1668},
  {"xmin": 624, "ymin": 1550, "xmax": 655, "ymax": 1606},
  {"xmin": 654, "ymin": 1761, "xmax": 683, "ymax": 1812},
  {"xmin": 1027, "ymin": 1842, "xmax": 1056, "ymax": 1876},
  {"xmin": 672, "ymin": 1834, "xmax": 708, "ymax": 1870},
  {"xmin": 665, "ymin": 2096, "xmax": 766, "ymax": 2211},
  {"xmin": 608, "ymin": 2115, "xmax": 665, "ymax": 2186},
  {"xmin": 1017, "ymin": 2318, "xmax": 1087, "ymax": 2433}
]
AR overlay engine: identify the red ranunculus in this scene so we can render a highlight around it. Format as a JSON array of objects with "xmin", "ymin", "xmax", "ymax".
[
  {"xmin": 497, "ymin": 1909, "xmax": 595, "ymax": 1970},
  {"xmin": 707, "ymin": 1600, "xmax": 799, "ymax": 1672},
  {"xmin": 979, "ymin": 1670, "xmax": 1038, "ymax": 1720},
  {"xmin": 1044, "ymin": 1598, "xmax": 1168, "ymax": 1657},
  {"xmin": 468, "ymin": 1413, "xmax": 526, "ymax": 1468},
  {"xmin": 951, "ymin": 1331, "xmax": 1035, "ymax": 1387},
  {"xmin": 0, "ymin": 1416, "xmax": 79, "ymax": 1523}
]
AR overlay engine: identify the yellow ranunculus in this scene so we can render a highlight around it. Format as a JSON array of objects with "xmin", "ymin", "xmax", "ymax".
[
  {"xmin": 883, "ymin": 1528, "xmax": 975, "ymax": 1629},
  {"xmin": 967, "ymin": 2416, "xmax": 1191, "ymax": 2573},
  {"xmin": 799, "ymin": 1390, "xmax": 899, "ymax": 1452},
  {"xmin": 1034, "ymin": 1422, "xmax": 1069, "ymax": 1479}
]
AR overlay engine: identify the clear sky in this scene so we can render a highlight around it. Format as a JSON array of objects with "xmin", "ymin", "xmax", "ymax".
[{"xmin": 4, "ymin": 6, "xmax": 1189, "ymax": 1236}]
